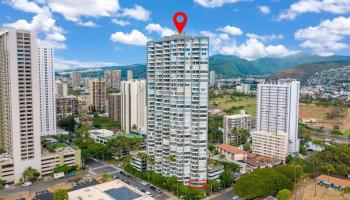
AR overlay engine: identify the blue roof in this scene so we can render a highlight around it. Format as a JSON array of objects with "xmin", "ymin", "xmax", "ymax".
[{"xmin": 104, "ymin": 187, "xmax": 141, "ymax": 200}]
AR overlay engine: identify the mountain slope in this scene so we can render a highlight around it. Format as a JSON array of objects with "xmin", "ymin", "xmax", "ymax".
[
  {"xmin": 209, "ymin": 54, "xmax": 266, "ymax": 78},
  {"xmin": 269, "ymin": 60, "xmax": 350, "ymax": 83}
]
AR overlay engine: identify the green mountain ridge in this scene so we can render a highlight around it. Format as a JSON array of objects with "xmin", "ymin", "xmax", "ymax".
[{"xmin": 57, "ymin": 53, "xmax": 350, "ymax": 79}]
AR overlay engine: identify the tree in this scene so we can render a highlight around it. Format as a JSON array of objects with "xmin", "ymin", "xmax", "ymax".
[
  {"xmin": 276, "ymin": 189, "xmax": 292, "ymax": 200},
  {"xmin": 208, "ymin": 180, "xmax": 220, "ymax": 193},
  {"xmin": 102, "ymin": 173, "xmax": 112, "ymax": 182},
  {"xmin": 0, "ymin": 179, "xmax": 5, "ymax": 189},
  {"xmin": 219, "ymin": 172, "xmax": 234, "ymax": 188},
  {"xmin": 54, "ymin": 189, "xmax": 69, "ymax": 200},
  {"xmin": 219, "ymin": 154, "xmax": 225, "ymax": 160},
  {"xmin": 57, "ymin": 116, "xmax": 76, "ymax": 132},
  {"xmin": 21, "ymin": 167, "xmax": 40, "ymax": 182}
]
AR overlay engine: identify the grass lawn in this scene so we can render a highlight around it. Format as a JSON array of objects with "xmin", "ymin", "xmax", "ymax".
[{"xmin": 209, "ymin": 95, "xmax": 256, "ymax": 116}]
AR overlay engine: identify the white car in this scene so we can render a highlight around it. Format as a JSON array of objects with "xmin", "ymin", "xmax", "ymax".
[
  {"xmin": 4, "ymin": 184, "xmax": 9, "ymax": 189},
  {"xmin": 22, "ymin": 182, "xmax": 32, "ymax": 187},
  {"xmin": 232, "ymin": 195, "xmax": 240, "ymax": 200}
]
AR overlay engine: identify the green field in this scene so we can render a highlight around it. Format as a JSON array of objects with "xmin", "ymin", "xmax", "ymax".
[{"xmin": 209, "ymin": 95, "xmax": 257, "ymax": 116}]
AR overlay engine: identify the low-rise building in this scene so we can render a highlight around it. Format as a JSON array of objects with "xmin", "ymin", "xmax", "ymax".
[
  {"xmin": 251, "ymin": 131, "xmax": 289, "ymax": 160},
  {"xmin": 223, "ymin": 110, "xmax": 252, "ymax": 144},
  {"xmin": 89, "ymin": 129, "xmax": 114, "ymax": 144},
  {"xmin": 207, "ymin": 165, "xmax": 224, "ymax": 181},
  {"xmin": 316, "ymin": 174, "xmax": 350, "ymax": 190},
  {"xmin": 208, "ymin": 105, "xmax": 222, "ymax": 115},
  {"xmin": 244, "ymin": 153, "xmax": 282, "ymax": 171},
  {"xmin": 0, "ymin": 146, "xmax": 81, "ymax": 182},
  {"xmin": 41, "ymin": 146, "xmax": 81, "ymax": 177},
  {"xmin": 131, "ymin": 153, "xmax": 147, "ymax": 171},
  {"xmin": 217, "ymin": 144, "xmax": 248, "ymax": 161},
  {"xmin": 0, "ymin": 154, "xmax": 14, "ymax": 184},
  {"xmin": 69, "ymin": 179, "xmax": 154, "ymax": 200}
]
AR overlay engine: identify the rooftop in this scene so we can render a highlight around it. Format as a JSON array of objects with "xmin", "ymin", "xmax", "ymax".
[
  {"xmin": 69, "ymin": 180, "xmax": 153, "ymax": 200},
  {"xmin": 218, "ymin": 144, "xmax": 247, "ymax": 155},
  {"xmin": 316, "ymin": 175, "xmax": 350, "ymax": 188},
  {"xmin": 89, "ymin": 129, "xmax": 114, "ymax": 138}
]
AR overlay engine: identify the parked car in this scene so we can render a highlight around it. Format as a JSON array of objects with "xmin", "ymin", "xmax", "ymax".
[
  {"xmin": 22, "ymin": 182, "xmax": 32, "ymax": 187},
  {"xmin": 232, "ymin": 195, "xmax": 240, "ymax": 200}
]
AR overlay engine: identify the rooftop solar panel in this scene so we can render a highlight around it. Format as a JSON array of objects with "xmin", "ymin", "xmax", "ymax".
[{"xmin": 104, "ymin": 187, "xmax": 142, "ymax": 200}]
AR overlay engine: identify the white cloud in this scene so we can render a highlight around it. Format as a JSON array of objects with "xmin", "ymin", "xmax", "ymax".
[
  {"xmin": 193, "ymin": 0, "xmax": 244, "ymax": 8},
  {"xmin": 121, "ymin": 5, "xmax": 150, "ymax": 21},
  {"xmin": 246, "ymin": 33, "xmax": 284, "ymax": 42},
  {"xmin": 55, "ymin": 57, "xmax": 119, "ymax": 70},
  {"xmin": 7, "ymin": 0, "xmax": 43, "ymax": 13},
  {"xmin": 201, "ymin": 30, "xmax": 297, "ymax": 60},
  {"xmin": 295, "ymin": 16, "xmax": 350, "ymax": 55},
  {"xmin": 111, "ymin": 18, "xmax": 130, "ymax": 26},
  {"xmin": 110, "ymin": 29, "xmax": 149, "ymax": 46},
  {"xmin": 47, "ymin": 0, "xmax": 120, "ymax": 22},
  {"xmin": 76, "ymin": 20, "xmax": 96, "ymax": 27},
  {"xmin": 218, "ymin": 25, "xmax": 243, "ymax": 36},
  {"xmin": 145, "ymin": 23, "xmax": 175, "ymax": 37},
  {"xmin": 278, "ymin": 0, "xmax": 350, "ymax": 20},
  {"xmin": 259, "ymin": 5, "xmax": 270, "ymax": 14},
  {"xmin": 3, "ymin": 4, "xmax": 66, "ymax": 49}
]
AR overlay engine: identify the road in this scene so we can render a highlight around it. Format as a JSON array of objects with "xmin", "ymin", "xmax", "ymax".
[{"xmin": 204, "ymin": 187, "xmax": 234, "ymax": 200}]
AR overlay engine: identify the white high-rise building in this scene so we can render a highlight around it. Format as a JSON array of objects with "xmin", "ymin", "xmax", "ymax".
[
  {"xmin": 0, "ymin": 29, "xmax": 42, "ymax": 182},
  {"xmin": 256, "ymin": 79, "xmax": 300, "ymax": 154},
  {"xmin": 209, "ymin": 71, "xmax": 216, "ymax": 86},
  {"xmin": 38, "ymin": 46, "xmax": 56, "ymax": 135},
  {"xmin": 147, "ymin": 35, "xmax": 209, "ymax": 185},
  {"xmin": 121, "ymin": 80, "xmax": 146, "ymax": 133}
]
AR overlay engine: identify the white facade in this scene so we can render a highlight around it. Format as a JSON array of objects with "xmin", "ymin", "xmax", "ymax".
[
  {"xmin": 256, "ymin": 79, "xmax": 300, "ymax": 154},
  {"xmin": 209, "ymin": 71, "xmax": 216, "ymax": 86},
  {"xmin": 223, "ymin": 110, "xmax": 252, "ymax": 144},
  {"xmin": 38, "ymin": 46, "xmax": 56, "ymax": 136},
  {"xmin": 121, "ymin": 80, "xmax": 146, "ymax": 133},
  {"xmin": 0, "ymin": 29, "xmax": 42, "ymax": 183},
  {"xmin": 147, "ymin": 35, "xmax": 209, "ymax": 185},
  {"xmin": 127, "ymin": 69, "xmax": 133, "ymax": 81},
  {"xmin": 251, "ymin": 131, "xmax": 289, "ymax": 160}
]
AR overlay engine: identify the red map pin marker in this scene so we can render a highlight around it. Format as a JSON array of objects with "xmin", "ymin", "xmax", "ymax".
[{"xmin": 173, "ymin": 12, "xmax": 187, "ymax": 34}]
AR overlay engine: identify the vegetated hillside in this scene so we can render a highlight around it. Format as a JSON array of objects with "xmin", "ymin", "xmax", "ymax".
[
  {"xmin": 209, "ymin": 54, "xmax": 266, "ymax": 78},
  {"xmin": 269, "ymin": 60, "xmax": 350, "ymax": 83},
  {"xmin": 253, "ymin": 53, "xmax": 350, "ymax": 73}
]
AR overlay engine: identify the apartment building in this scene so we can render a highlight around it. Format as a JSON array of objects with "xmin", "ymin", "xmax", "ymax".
[
  {"xmin": 104, "ymin": 70, "xmax": 121, "ymax": 89},
  {"xmin": 256, "ymin": 79, "xmax": 300, "ymax": 154},
  {"xmin": 127, "ymin": 69, "xmax": 133, "ymax": 81},
  {"xmin": 38, "ymin": 46, "xmax": 56, "ymax": 135},
  {"xmin": 121, "ymin": 80, "xmax": 146, "ymax": 133},
  {"xmin": 251, "ymin": 131, "xmax": 289, "ymax": 160},
  {"xmin": 56, "ymin": 96, "xmax": 79, "ymax": 119},
  {"xmin": 209, "ymin": 71, "xmax": 216, "ymax": 86},
  {"xmin": 41, "ymin": 146, "xmax": 81, "ymax": 177},
  {"xmin": 0, "ymin": 29, "xmax": 42, "ymax": 182},
  {"xmin": 88, "ymin": 79, "xmax": 106, "ymax": 113},
  {"xmin": 70, "ymin": 72, "xmax": 80, "ymax": 88},
  {"xmin": 223, "ymin": 110, "xmax": 252, "ymax": 144},
  {"xmin": 55, "ymin": 80, "xmax": 68, "ymax": 98},
  {"xmin": 147, "ymin": 35, "xmax": 209, "ymax": 185},
  {"xmin": 108, "ymin": 93, "xmax": 121, "ymax": 123}
]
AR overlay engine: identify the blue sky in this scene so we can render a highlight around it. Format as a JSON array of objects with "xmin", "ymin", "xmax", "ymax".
[{"xmin": 1, "ymin": 0, "xmax": 350, "ymax": 70}]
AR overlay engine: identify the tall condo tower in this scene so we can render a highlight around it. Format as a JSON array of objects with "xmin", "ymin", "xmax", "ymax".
[
  {"xmin": 256, "ymin": 79, "xmax": 300, "ymax": 154},
  {"xmin": 0, "ymin": 29, "xmax": 42, "ymax": 182},
  {"xmin": 147, "ymin": 35, "xmax": 209, "ymax": 185},
  {"xmin": 38, "ymin": 46, "xmax": 56, "ymax": 135}
]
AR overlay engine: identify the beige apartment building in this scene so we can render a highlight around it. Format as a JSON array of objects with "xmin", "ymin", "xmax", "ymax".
[
  {"xmin": 89, "ymin": 79, "xmax": 106, "ymax": 113},
  {"xmin": 121, "ymin": 80, "xmax": 146, "ymax": 133},
  {"xmin": 0, "ymin": 29, "xmax": 42, "ymax": 183},
  {"xmin": 71, "ymin": 71, "xmax": 80, "ymax": 88},
  {"xmin": 251, "ymin": 131, "xmax": 288, "ymax": 160},
  {"xmin": 56, "ymin": 96, "xmax": 79, "ymax": 119},
  {"xmin": 41, "ymin": 146, "xmax": 81, "ymax": 177},
  {"xmin": 108, "ymin": 93, "xmax": 121, "ymax": 123},
  {"xmin": 104, "ymin": 70, "xmax": 121, "ymax": 89}
]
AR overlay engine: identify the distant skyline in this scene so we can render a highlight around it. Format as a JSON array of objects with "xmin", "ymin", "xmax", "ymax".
[{"xmin": 1, "ymin": 0, "xmax": 350, "ymax": 70}]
